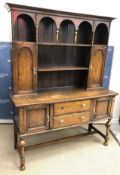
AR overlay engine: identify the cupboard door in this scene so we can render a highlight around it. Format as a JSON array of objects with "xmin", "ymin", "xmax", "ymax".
[
  {"xmin": 13, "ymin": 43, "xmax": 36, "ymax": 94},
  {"xmin": 88, "ymin": 46, "xmax": 107, "ymax": 88},
  {"xmin": 26, "ymin": 105, "xmax": 49, "ymax": 133},
  {"xmin": 94, "ymin": 98, "xmax": 110, "ymax": 119}
]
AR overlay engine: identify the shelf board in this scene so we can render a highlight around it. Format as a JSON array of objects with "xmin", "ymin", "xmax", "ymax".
[
  {"xmin": 93, "ymin": 44, "xmax": 107, "ymax": 48},
  {"xmin": 13, "ymin": 42, "xmax": 107, "ymax": 48},
  {"xmin": 37, "ymin": 66, "xmax": 89, "ymax": 72},
  {"xmin": 38, "ymin": 42, "xmax": 92, "ymax": 47},
  {"xmin": 13, "ymin": 41, "xmax": 36, "ymax": 44}
]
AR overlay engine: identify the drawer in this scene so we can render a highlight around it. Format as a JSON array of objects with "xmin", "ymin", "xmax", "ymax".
[
  {"xmin": 53, "ymin": 112, "xmax": 92, "ymax": 129},
  {"xmin": 54, "ymin": 100, "xmax": 91, "ymax": 115}
]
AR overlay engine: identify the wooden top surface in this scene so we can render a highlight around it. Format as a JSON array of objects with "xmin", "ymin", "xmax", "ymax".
[{"xmin": 11, "ymin": 88, "xmax": 118, "ymax": 107}]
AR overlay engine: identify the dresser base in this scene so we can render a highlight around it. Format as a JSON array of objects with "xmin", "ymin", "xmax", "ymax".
[{"xmin": 13, "ymin": 118, "xmax": 111, "ymax": 171}]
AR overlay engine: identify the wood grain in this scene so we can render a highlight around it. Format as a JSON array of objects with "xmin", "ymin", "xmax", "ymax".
[
  {"xmin": 54, "ymin": 100, "xmax": 91, "ymax": 115},
  {"xmin": 53, "ymin": 112, "xmax": 92, "ymax": 128},
  {"xmin": 11, "ymin": 88, "xmax": 117, "ymax": 107}
]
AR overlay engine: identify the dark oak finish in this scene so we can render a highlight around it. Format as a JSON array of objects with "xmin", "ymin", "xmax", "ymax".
[
  {"xmin": 7, "ymin": 3, "xmax": 117, "ymax": 171},
  {"xmin": 13, "ymin": 43, "xmax": 37, "ymax": 94},
  {"xmin": 88, "ymin": 46, "xmax": 107, "ymax": 88}
]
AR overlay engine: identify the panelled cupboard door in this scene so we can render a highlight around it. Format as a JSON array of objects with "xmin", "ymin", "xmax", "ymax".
[
  {"xmin": 88, "ymin": 46, "xmax": 107, "ymax": 88},
  {"xmin": 94, "ymin": 97, "xmax": 111, "ymax": 119},
  {"xmin": 25, "ymin": 105, "xmax": 49, "ymax": 133},
  {"xmin": 13, "ymin": 43, "xmax": 36, "ymax": 94}
]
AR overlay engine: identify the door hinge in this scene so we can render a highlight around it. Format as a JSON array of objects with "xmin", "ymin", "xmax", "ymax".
[{"xmin": 33, "ymin": 67, "xmax": 37, "ymax": 75}]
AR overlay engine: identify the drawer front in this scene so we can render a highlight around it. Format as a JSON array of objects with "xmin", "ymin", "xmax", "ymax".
[
  {"xmin": 54, "ymin": 100, "xmax": 91, "ymax": 115},
  {"xmin": 53, "ymin": 112, "xmax": 92, "ymax": 129}
]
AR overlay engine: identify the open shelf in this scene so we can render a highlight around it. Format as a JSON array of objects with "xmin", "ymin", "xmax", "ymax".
[
  {"xmin": 77, "ymin": 21, "xmax": 92, "ymax": 44},
  {"xmin": 93, "ymin": 44, "xmax": 107, "ymax": 47},
  {"xmin": 94, "ymin": 23, "xmax": 108, "ymax": 45},
  {"xmin": 38, "ymin": 46, "xmax": 91, "ymax": 68},
  {"xmin": 38, "ymin": 17, "xmax": 56, "ymax": 42},
  {"xmin": 38, "ymin": 70, "xmax": 88, "ymax": 91},
  {"xmin": 14, "ymin": 14, "xmax": 36, "ymax": 42},
  {"xmin": 37, "ymin": 66, "xmax": 89, "ymax": 72}
]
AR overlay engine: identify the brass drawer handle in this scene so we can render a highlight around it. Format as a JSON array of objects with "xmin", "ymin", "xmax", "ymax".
[
  {"xmin": 60, "ymin": 119, "xmax": 64, "ymax": 123},
  {"xmin": 80, "ymin": 104, "xmax": 86, "ymax": 107},
  {"xmin": 81, "ymin": 116, "xmax": 85, "ymax": 120}
]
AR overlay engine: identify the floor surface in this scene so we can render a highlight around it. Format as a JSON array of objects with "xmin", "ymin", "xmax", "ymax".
[
  {"xmin": 111, "ymin": 121, "xmax": 120, "ymax": 145},
  {"xmin": 0, "ymin": 124, "xmax": 120, "ymax": 175}
]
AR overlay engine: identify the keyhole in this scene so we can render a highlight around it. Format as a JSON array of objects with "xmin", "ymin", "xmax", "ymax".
[{"xmin": 61, "ymin": 106, "xmax": 64, "ymax": 110}]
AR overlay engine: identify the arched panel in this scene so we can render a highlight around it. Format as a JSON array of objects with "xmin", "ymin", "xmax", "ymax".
[
  {"xmin": 18, "ymin": 47, "xmax": 33, "ymax": 91},
  {"xmin": 59, "ymin": 20, "xmax": 75, "ymax": 43},
  {"xmin": 15, "ymin": 14, "xmax": 36, "ymax": 41},
  {"xmin": 88, "ymin": 47, "xmax": 106, "ymax": 87},
  {"xmin": 77, "ymin": 21, "xmax": 92, "ymax": 44},
  {"xmin": 38, "ymin": 17, "xmax": 56, "ymax": 42},
  {"xmin": 94, "ymin": 23, "xmax": 108, "ymax": 45}
]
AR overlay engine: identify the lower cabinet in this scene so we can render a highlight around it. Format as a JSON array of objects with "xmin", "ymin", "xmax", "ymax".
[
  {"xmin": 18, "ymin": 97, "xmax": 113, "ymax": 134},
  {"xmin": 12, "ymin": 88, "xmax": 117, "ymax": 171}
]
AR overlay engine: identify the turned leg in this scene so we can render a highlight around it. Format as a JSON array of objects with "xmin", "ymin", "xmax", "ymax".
[
  {"xmin": 19, "ymin": 139, "xmax": 25, "ymax": 171},
  {"xmin": 104, "ymin": 118, "xmax": 112, "ymax": 146},
  {"xmin": 88, "ymin": 123, "xmax": 93, "ymax": 133},
  {"xmin": 14, "ymin": 123, "xmax": 17, "ymax": 149}
]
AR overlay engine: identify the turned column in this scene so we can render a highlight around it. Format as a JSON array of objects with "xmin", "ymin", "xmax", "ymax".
[
  {"xmin": 104, "ymin": 118, "xmax": 112, "ymax": 146},
  {"xmin": 56, "ymin": 29, "xmax": 59, "ymax": 43},
  {"xmin": 104, "ymin": 97, "xmax": 115, "ymax": 146},
  {"xmin": 74, "ymin": 30, "xmax": 78, "ymax": 44},
  {"xmin": 19, "ymin": 139, "xmax": 26, "ymax": 171}
]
